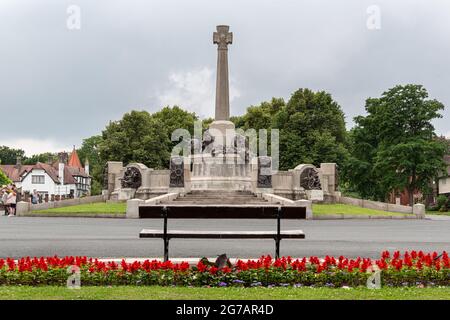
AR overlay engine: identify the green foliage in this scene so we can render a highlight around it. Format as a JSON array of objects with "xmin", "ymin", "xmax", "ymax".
[
  {"xmin": 99, "ymin": 110, "xmax": 170, "ymax": 169},
  {"xmin": 240, "ymin": 98, "xmax": 285, "ymax": 131},
  {"xmin": 0, "ymin": 146, "xmax": 25, "ymax": 165},
  {"xmin": 22, "ymin": 153, "xmax": 55, "ymax": 165},
  {"xmin": 0, "ymin": 168, "xmax": 11, "ymax": 185},
  {"xmin": 0, "ymin": 259, "xmax": 448, "ymax": 288},
  {"xmin": 77, "ymin": 135, "xmax": 103, "ymax": 195},
  {"xmin": 344, "ymin": 84, "xmax": 447, "ymax": 204},
  {"xmin": 436, "ymin": 195, "xmax": 449, "ymax": 212},
  {"xmin": 239, "ymin": 90, "xmax": 348, "ymax": 169},
  {"xmin": 152, "ymin": 106, "xmax": 198, "ymax": 138}
]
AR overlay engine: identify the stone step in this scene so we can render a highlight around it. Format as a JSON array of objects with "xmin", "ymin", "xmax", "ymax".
[
  {"xmin": 176, "ymin": 196, "xmax": 259, "ymax": 200},
  {"xmin": 171, "ymin": 201, "xmax": 268, "ymax": 204},
  {"xmin": 188, "ymin": 191, "xmax": 255, "ymax": 195},
  {"xmin": 159, "ymin": 191, "xmax": 269, "ymax": 205}
]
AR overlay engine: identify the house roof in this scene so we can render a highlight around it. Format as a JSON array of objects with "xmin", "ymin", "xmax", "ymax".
[
  {"xmin": 0, "ymin": 153, "xmax": 89, "ymax": 185},
  {"xmin": 0, "ymin": 165, "xmax": 33, "ymax": 182},
  {"xmin": 68, "ymin": 147, "xmax": 83, "ymax": 169},
  {"xmin": 16, "ymin": 162, "xmax": 79, "ymax": 185}
]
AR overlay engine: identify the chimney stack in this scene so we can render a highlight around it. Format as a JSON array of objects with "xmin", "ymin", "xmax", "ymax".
[
  {"xmin": 85, "ymin": 158, "xmax": 90, "ymax": 176},
  {"xmin": 58, "ymin": 152, "xmax": 66, "ymax": 187},
  {"xmin": 15, "ymin": 156, "xmax": 22, "ymax": 169}
]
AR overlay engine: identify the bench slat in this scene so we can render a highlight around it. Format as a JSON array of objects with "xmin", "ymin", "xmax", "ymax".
[
  {"xmin": 139, "ymin": 229, "xmax": 305, "ymax": 239},
  {"xmin": 139, "ymin": 205, "xmax": 306, "ymax": 219}
]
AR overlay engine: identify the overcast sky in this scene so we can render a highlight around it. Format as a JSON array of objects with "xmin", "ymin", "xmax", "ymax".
[{"xmin": 0, "ymin": 0, "xmax": 449, "ymax": 155}]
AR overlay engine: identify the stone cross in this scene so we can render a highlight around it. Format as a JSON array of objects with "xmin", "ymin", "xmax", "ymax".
[{"xmin": 213, "ymin": 25, "xmax": 233, "ymax": 121}]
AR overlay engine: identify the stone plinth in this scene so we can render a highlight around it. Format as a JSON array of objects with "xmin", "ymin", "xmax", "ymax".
[
  {"xmin": 191, "ymin": 153, "xmax": 251, "ymax": 191},
  {"xmin": 117, "ymin": 188, "xmax": 136, "ymax": 201},
  {"xmin": 209, "ymin": 120, "xmax": 235, "ymax": 137}
]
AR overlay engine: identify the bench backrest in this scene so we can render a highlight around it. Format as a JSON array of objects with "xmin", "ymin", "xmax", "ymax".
[{"xmin": 139, "ymin": 205, "xmax": 306, "ymax": 220}]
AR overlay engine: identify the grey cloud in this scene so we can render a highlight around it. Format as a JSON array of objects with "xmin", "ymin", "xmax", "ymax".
[{"xmin": 0, "ymin": 0, "xmax": 449, "ymax": 154}]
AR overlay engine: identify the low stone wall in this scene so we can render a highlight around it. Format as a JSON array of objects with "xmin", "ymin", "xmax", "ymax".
[
  {"xmin": 338, "ymin": 196, "xmax": 413, "ymax": 214},
  {"xmin": 262, "ymin": 193, "xmax": 313, "ymax": 220},
  {"xmin": 126, "ymin": 193, "xmax": 179, "ymax": 218},
  {"xmin": 17, "ymin": 195, "xmax": 106, "ymax": 215}
]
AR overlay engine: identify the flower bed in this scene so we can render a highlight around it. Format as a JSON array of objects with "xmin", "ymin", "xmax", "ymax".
[{"xmin": 0, "ymin": 251, "xmax": 448, "ymax": 287}]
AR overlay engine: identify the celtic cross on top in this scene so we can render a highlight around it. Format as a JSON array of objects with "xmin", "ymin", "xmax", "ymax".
[{"xmin": 213, "ymin": 25, "xmax": 233, "ymax": 50}]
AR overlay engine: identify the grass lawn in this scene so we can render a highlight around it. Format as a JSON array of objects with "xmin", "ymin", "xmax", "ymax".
[
  {"xmin": 32, "ymin": 202, "xmax": 126, "ymax": 215},
  {"xmin": 30, "ymin": 202, "xmax": 408, "ymax": 217},
  {"xmin": 312, "ymin": 203, "xmax": 408, "ymax": 217},
  {"xmin": 426, "ymin": 210, "xmax": 450, "ymax": 216},
  {"xmin": 0, "ymin": 286, "xmax": 448, "ymax": 300}
]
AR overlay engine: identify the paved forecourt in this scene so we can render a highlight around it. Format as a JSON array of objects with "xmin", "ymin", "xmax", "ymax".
[{"xmin": 0, "ymin": 216, "xmax": 449, "ymax": 259}]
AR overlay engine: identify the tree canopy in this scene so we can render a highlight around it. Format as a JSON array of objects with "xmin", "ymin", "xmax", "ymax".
[
  {"xmin": 0, "ymin": 168, "xmax": 11, "ymax": 185},
  {"xmin": 99, "ymin": 110, "xmax": 170, "ymax": 170},
  {"xmin": 343, "ymin": 84, "xmax": 447, "ymax": 204},
  {"xmin": 0, "ymin": 146, "xmax": 25, "ymax": 165}
]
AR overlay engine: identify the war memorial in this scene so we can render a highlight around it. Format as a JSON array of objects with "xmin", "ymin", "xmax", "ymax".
[{"xmin": 104, "ymin": 26, "xmax": 339, "ymax": 216}]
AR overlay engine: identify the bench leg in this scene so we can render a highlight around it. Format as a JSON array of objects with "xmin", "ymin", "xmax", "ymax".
[
  {"xmin": 164, "ymin": 238, "xmax": 169, "ymax": 262},
  {"xmin": 275, "ymin": 238, "xmax": 280, "ymax": 259},
  {"xmin": 276, "ymin": 207, "xmax": 281, "ymax": 259}
]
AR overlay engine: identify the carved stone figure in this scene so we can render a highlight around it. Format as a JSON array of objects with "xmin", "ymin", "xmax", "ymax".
[
  {"xmin": 300, "ymin": 168, "xmax": 322, "ymax": 190},
  {"xmin": 170, "ymin": 156, "xmax": 184, "ymax": 188},
  {"xmin": 121, "ymin": 167, "xmax": 142, "ymax": 189},
  {"xmin": 202, "ymin": 130, "xmax": 215, "ymax": 152},
  {"xmin": 257, "ymin": 156, "xmax": 272, "ymax": 188}
]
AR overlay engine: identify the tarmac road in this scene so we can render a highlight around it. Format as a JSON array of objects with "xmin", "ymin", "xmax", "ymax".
[{"xmin": 0, "ymin": 216, "xmax": 449, "ymax": 259}]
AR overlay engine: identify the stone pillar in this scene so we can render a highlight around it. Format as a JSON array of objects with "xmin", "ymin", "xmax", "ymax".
[
  {"xmin": 107, "ymin": 161, "xmax": 124, "ymax": 202},
  {"xmin": 183, "ymin": 156, "xmax": 191, "ymax": 193},
  {"xmin": 16, "ymin": 201, "xmax": 30, "ymax": 216},
  {"xmin": 126, "ymin": 199, "xmax": 144, "ymax": 219},
  {"xmin": 413, "ymin": 204, "xmax": 425, "ymax": 219},
  {"xmin": 250, "ymin": 157, "xmax": 259, "ymax": 194},
  {"xmin": 295, "ymin": 199, "xmax": 313, "ymax": 220},
  {"xmin": 319, "ymin": 163, "xmax": 339, "ymax": 197},
  {"xmin": 213, "ymin": 25, "xmax": 233, "ymax": 121}
]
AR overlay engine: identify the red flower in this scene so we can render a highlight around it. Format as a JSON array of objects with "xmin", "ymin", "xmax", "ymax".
[
  {"xmin": 221, "ymin": 266, "xmax": 231, "ymax": 273},
  {"xmin": 209, "ymin": 266, "xmax": 218, "ymax": 275},
  {"xmin": 197, "ymin": 261, "xmax": 208, "ymax": 273}
]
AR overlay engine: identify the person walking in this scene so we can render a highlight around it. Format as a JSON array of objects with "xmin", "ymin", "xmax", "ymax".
[
  {"xmin": 6, "ymin": 187, "xmax": 17, "ymax": 216},
  {"xmin": 2, "ymin": 188, "xmax": 10, "ymax": 216},
  {"xmin": 31, "ymin": 189, "xmax": 39, "ymax": 205},
  {"xmin": 0, "ymin": 188, "xmax": 7, "ymax": 216}
]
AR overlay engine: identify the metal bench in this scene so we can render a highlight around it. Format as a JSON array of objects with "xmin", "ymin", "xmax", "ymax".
[{"xmin": 139, "ymin": 205, "xmax": 306, "ymax": 261}]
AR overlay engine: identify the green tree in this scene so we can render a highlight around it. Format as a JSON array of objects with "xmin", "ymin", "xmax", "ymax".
[
  {"xmin": 78, "ymin": 135, "xmax": 102, "ymax": 167},
  {"xmin": 0, "ymin": 168, "xmax": 11, "ymax": 185},
  {"xmin": 99, "ymin": 110, "xmax": 170, "ymax": 170},
  {"xmin": 77, "ymin": 135, "xmax": 103, "ymax": 195},
  {"xmin": 240, "ymin": 98, "xmax": 285, "ymax": 131},
  {"xmin": 23, "ymin": 152, "xmax": 55, "ymax": 165},
  {"xmin": 345, "ymin": 84, "xmax": 447, "ymax": 205},
  {"xmin": 0, "ymin": 146, "xmax": 25, "ymax": 165},
  {"xmin": 274, "ymin": 89, "xmax": 348, "ymax": 169},
  {"xmin": 152, "ymin": 106, "xmax": 197, "ymax": 138}
]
